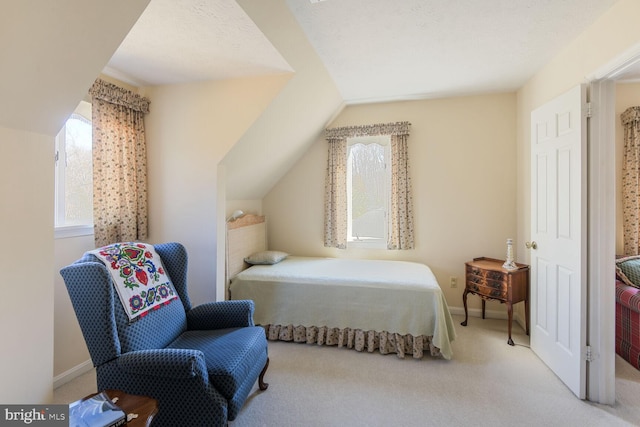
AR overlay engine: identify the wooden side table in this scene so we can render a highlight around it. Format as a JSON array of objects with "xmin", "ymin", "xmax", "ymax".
[
  {"xmin": 461, "ymin": 257, "xmax": 530, "ymax": 346},
  {"xmin": 77, "ymin": 389, "xmax": 158, "ymax": 427}
]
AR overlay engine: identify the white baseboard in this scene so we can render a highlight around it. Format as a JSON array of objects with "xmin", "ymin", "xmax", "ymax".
[{"xmin": 53, "ymin": 359, "xmax": 94, "ymax": 389}]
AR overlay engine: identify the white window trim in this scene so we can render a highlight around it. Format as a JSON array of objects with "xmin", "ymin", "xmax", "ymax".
[
  {"xmin": 54, "ymin": 125, "xmax": 67, "ymax": 225},
  {"xmin": 55, "ymin": 224, "xmax": 94, "ymax": 239},
  {"xmin": 347, "ymin": 238, "xmax": 387, "ymax": 249}
]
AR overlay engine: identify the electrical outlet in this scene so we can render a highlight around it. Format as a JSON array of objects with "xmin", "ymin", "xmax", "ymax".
[{"xmin": 450, "ymin": 276, "xmax": 457, "ymax": 288}]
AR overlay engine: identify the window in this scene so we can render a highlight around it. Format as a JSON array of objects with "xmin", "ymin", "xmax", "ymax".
[
  {"xmin": 324, "ymin": 121, "xmax": 413, "ymax": 250},
  {"xmin": 55, "ymin": 100, "xmax": 93, "ymax": 237},
  {"xmin": 346, "ymin": 135, "xmax": 391, "ymax": 248}
]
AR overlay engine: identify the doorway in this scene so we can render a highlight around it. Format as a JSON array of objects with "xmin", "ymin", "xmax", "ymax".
[{"xmin": 588, "ymin": 43, "xmax": 640, "ymax": 404}]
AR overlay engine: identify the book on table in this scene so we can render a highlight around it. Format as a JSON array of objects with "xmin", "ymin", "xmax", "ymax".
[{"xmin": 69, "ymin": 391, "xmax": 126, "ymax": 427}]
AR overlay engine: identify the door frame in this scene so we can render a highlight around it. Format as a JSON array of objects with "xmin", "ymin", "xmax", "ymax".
[
  {"xmin": 586, "ymin": 41, "xmax": 640, "ymax": 405},
  {"xmin": 586, "ymin": 79, "xmax": 616, "ymax": 404}
]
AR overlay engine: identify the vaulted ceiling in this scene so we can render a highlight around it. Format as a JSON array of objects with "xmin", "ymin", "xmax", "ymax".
[
  {"xmin": 106, "ymin": 0, "xmax": 619, "ymax": 103},
  {"xmin": 102, "ymin": 0, "xmax": 622, "ymax": 200}
]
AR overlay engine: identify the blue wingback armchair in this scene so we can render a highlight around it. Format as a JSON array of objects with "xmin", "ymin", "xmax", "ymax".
[{"xmin": 60, "ymin": 242, "xmax": 269, "ymax": 427}]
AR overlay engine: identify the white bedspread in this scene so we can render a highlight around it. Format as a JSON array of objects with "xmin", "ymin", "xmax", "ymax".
[{"xmin": 230, "ymin": 256, "xmax": 456, "ymax": 359}]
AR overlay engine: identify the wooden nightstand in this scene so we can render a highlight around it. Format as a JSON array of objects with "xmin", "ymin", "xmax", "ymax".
[
  {"xmin": 461, "ymin": 257, "xmax": 530, "ymax": 345},
  {"xmin": 75, "ymin": 390, "xmax": 158, "ymax": 427}
]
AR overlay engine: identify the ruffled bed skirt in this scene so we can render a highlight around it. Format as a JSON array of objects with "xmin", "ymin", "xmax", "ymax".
[{"xmin": 261, "ymin": 324, "xmax": 443, "ymax": 359}]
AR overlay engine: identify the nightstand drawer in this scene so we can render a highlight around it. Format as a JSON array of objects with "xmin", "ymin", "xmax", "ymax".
[
  {"xmin": 472, "ymin": 283, "xmax": 507, "ymax": 299},
  {"xmin": 466, "ymin": 265, "xmax": 506, "ymax": 283},
  {"xmin": 467, "ymin": 273, "xmax": 505, "ymax": 291},
  {"xmin": 486, "ymin": 270, "xmax": 505, "ymax": 282}
]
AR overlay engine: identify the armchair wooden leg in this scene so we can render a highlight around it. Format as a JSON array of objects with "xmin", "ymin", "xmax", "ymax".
[{"xmin": 258, "ymin": 358, "xmax": 269, "ymax": 391}]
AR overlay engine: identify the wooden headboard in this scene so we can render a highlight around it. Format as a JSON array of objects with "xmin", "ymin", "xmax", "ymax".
[{"xmin": 226, "ymin": 214, "xmax": 267, "ymax": 295}]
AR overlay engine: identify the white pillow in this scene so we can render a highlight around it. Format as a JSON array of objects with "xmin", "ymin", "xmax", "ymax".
[{"xmin": 244, "ymin": 250, "xmax": 289, "ymax": 265}]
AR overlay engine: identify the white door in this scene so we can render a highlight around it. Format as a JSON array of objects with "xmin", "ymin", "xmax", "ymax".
[{"xmin": 530, "ymin": 84, "xmax": 587, "ymax": 399}]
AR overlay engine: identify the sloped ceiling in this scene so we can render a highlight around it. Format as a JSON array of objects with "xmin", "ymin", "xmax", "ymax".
[
  {"xmin": 286, "ymin": 0, "xmax": 619, "ymax": 103},
  {"xmin": 221, "ymin": 0, "xmax": 343, "ymax": 200},
  {"xmin": 103, "ymin": 0, "xmax": 618, "ymax": 102},
  {"xmin": 105, "ymin": 0, "xmax": 292, "ymax": 86},
  {"xmin": 97, "ymin": 0, "xmax": 621, "ymax": 200},
  {"xmin": 0, "ymin": 0, "xmax": 150, "ymax": 136}
]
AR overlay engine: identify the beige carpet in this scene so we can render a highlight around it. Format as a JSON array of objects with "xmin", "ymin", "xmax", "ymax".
[{"xmin": 54, "ymin": 315, "xmax": 640, "ymax": 426}]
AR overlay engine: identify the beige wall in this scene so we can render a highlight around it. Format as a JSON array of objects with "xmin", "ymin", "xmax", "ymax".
[
  {"xmin": 615, "ymin": 82, "xmax": 640, "ymax": 254},
  {"xmin": 143, "ymin": 74, "xmax": 290, "ymax": 305},
  {"xmin": 1, "ymin": 127, "xmax": 55, "ymax": 403},
  {"xmin": 36, "ymin": 0, "xmax": 640, "ymax": 397},
  {"xmin": 52, "ymin": 74, "xmax": 290, "ymax": 382},
  {"xmin": 54, "ymin": 235, "xmax": 94, "ymax": 379},
  {"xmin": 53, "ymin": 76, "xmax": 149, "ymax": 381},
  {"xmin": 516, "ymin": 0, "xmax": 640, "ymax": 270},
  {"xmin": 513, "ymin": 0, "xmax": 640, "ymax": 337},
  {"xmin": 226, "ymin": 0, "xmax": 344, "ymax": 201},
  {"xmin": 1, "ymin": 1, "xmax": 149, "ymax": 403},
  {"xmin": 53, "ymin": 74, "xmax": 144, "ymax": 380},
  {"xmin": 264, "ymin": 92, "xmax": 518, "ymax": 313}
]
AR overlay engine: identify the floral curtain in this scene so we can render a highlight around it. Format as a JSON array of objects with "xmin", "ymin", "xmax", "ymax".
[
  {"xmin": 389, "ymin": 133, "xmax": 414, "ymax": 249},
  {"xmin": 324, "ymin": 138, "xmax": 348, "ymax": 248},
  {"xmin": 324, "ymin": 121, "xmax": 414, "ymax": 249},
  {"xmin": 622, "ymin": 106, "xmax": 640, "ymax": 255},
  {"xmin": 89, "ymin": 78, "xmax": 150, "ymax": 247}
]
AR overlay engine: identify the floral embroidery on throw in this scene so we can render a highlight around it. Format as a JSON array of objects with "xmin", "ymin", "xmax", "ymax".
[{"xmin": 90, "ymin": 242, "xmax": 177, "ymax": 320}]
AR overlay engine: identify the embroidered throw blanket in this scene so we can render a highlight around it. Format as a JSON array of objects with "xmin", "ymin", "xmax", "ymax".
[{"xmin": 89, "ymin": 242, "xmax": 178, "ymax": 321}]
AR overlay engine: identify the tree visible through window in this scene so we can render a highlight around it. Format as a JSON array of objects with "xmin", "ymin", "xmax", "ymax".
[
  {"xmin": 347, "ymin": 135, "xmax": 391, "ymax": 246},
  {"xmin": 55, "ymin": 101, "xmax": 93, "ymax": 228}
]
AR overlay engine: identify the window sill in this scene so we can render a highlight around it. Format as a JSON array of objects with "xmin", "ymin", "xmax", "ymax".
[
  {"xmin": 347, "ymin": 239, "xmax": 387, "ymax": 250},
  {"xmin": 55, "ymin": 225, "xmax": 94, "ymax": 239}
]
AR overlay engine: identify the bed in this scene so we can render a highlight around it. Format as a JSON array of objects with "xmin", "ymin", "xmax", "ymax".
[{"xmin": 226, "ymin": 215, "xmax": 456, "ymax": 360}]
